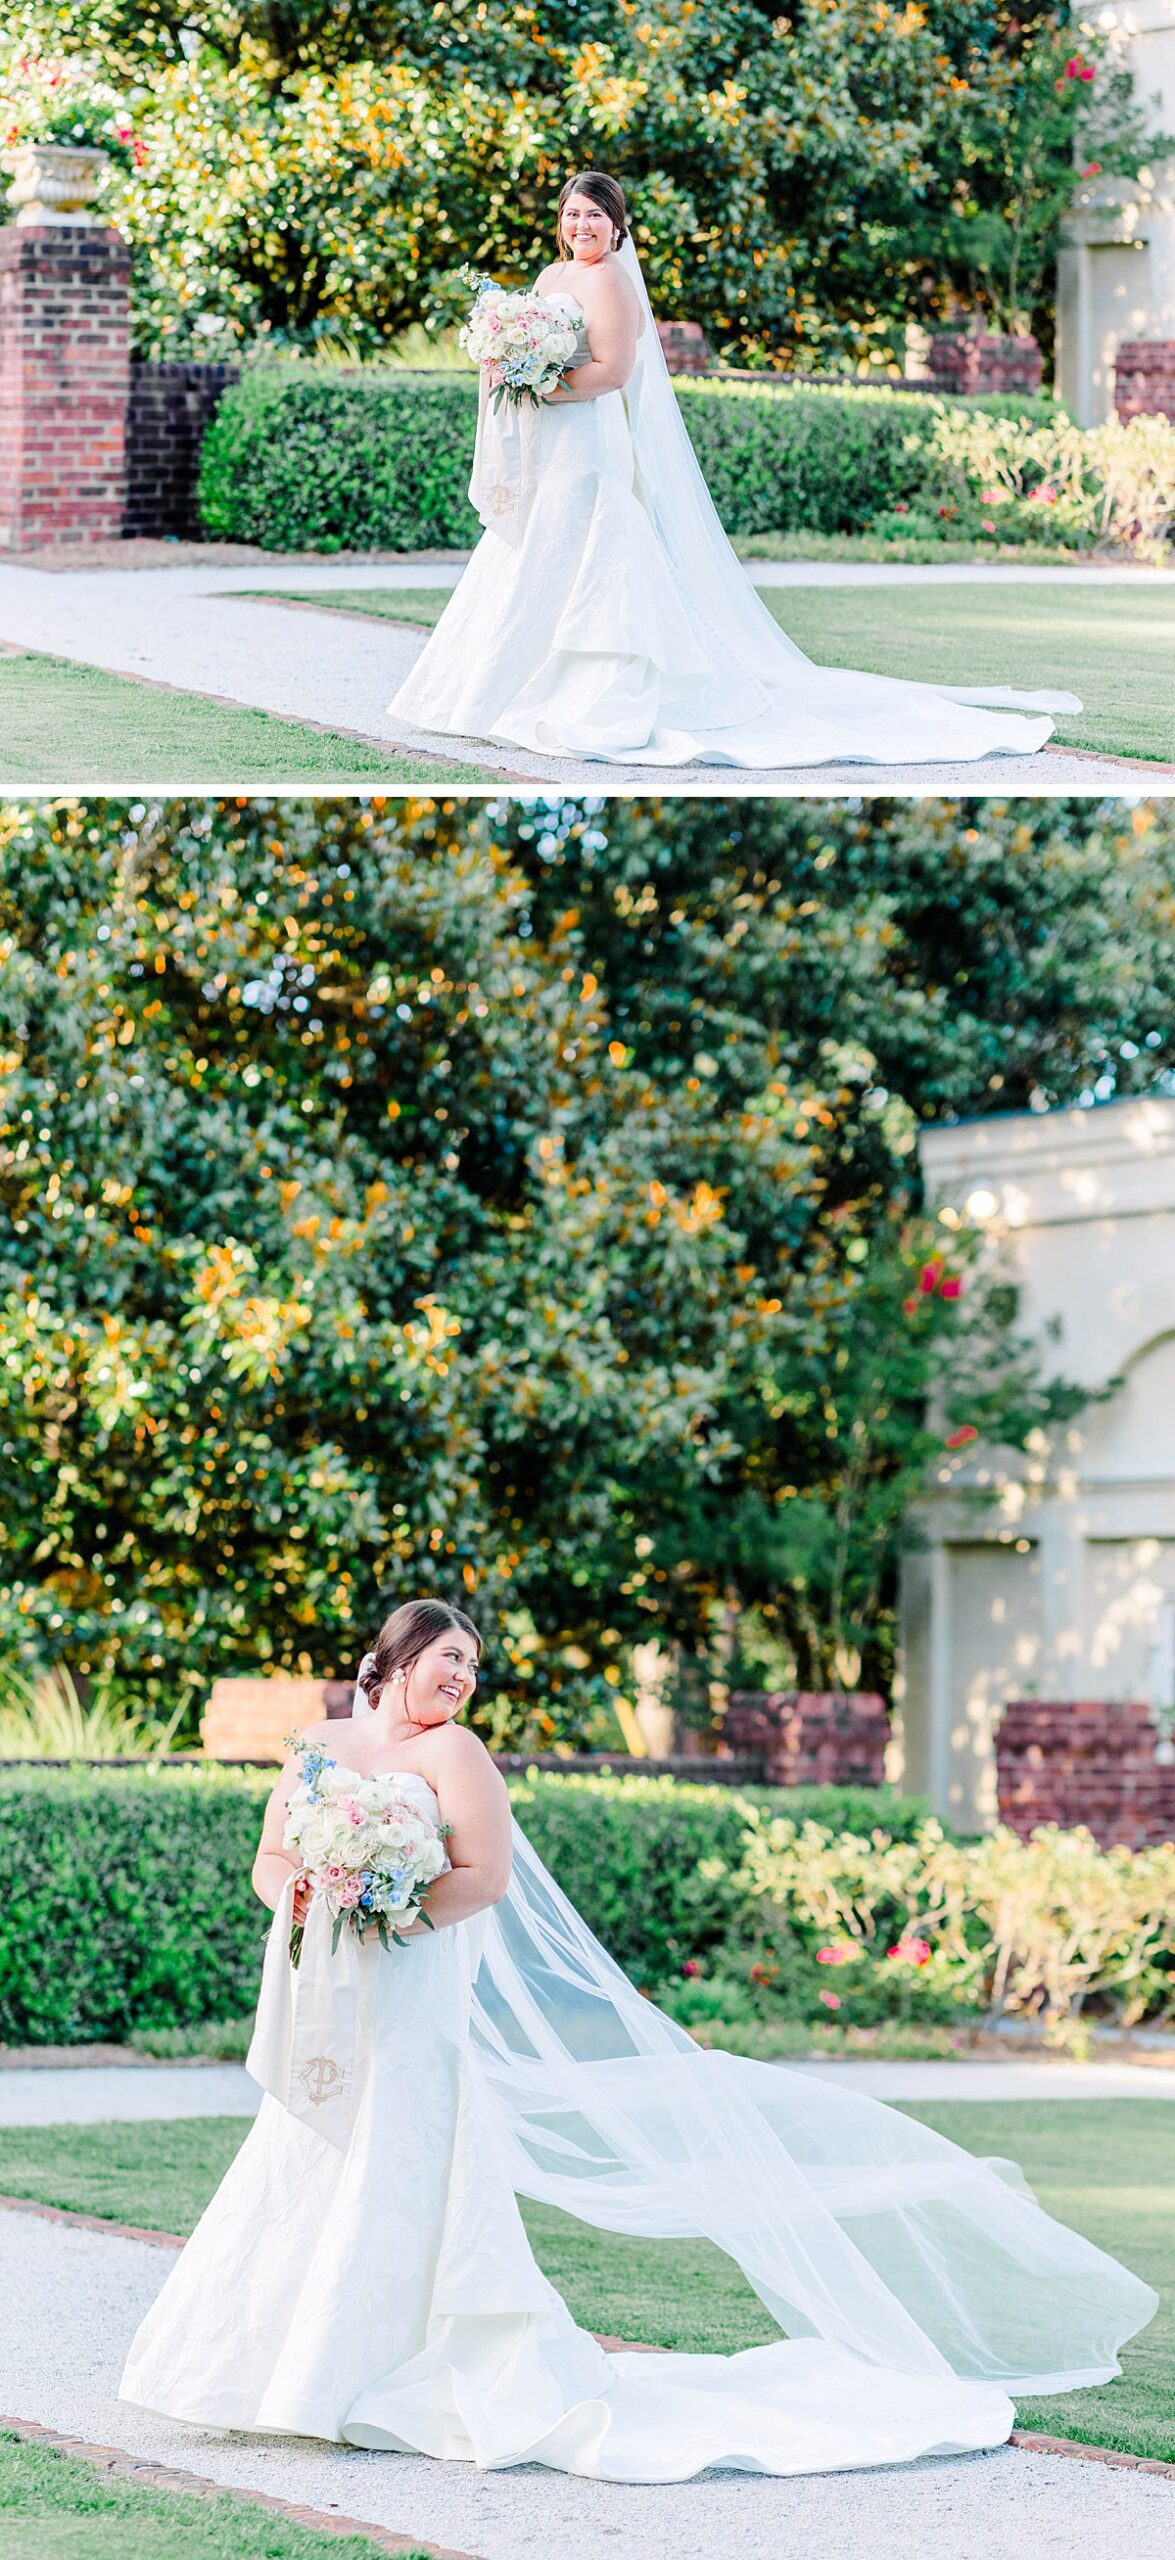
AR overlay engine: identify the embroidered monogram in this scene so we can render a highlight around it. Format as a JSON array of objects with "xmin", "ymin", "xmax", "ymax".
[{"xmin": 297, "ymin": 2053, "xmax": 347, "ymax": 2106}]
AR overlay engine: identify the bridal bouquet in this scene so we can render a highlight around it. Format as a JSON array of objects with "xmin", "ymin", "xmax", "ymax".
[
  {"xmin": 459, "ymin": 265, "xmax": 587, "ymax": 409},
  {"xmin": 283, "ymin": 1741, "xmax": 449, "ymax": 1963}
]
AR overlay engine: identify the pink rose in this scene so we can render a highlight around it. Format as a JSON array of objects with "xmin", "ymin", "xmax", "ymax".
[{"xmin": 818, "ymin": 1989, "xmax": 842, "ymax": 2010}]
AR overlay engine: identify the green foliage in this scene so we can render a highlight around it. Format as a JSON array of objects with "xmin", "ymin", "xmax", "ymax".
[
  {"xmin": 0, "ymin": 1661, "xmax": 185, "ymax": 1759},
  {"xmin": 0, "ymin": 1765, "xmax": 928, "ymax": 2039},
  {"xmin": 197, "ymin": 369, "xmax": 481, "ymax": 550},
  {"xmin": 0, "ymin": 4, "xmax": 1161, "ymax": 365},
  {"xmin": 3, "ymin": 798, "xmax": 1175, "ymax": 1728},
  {"xmin": 4, "ymin": 1768, "xmax": 1170, "ymax": 2047},
  {"xmin": 197, "ymin": 366, "xmax": 1058, "ymax": 553},
  {"xmin": 0, "ymin": 1766, "xmax": 272, "ymax": 2041}
]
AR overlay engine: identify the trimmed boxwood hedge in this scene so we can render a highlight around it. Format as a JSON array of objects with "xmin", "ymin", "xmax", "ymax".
[
  {"xmin": 0, "ymin": 1765, "xmax": 930, "ymax": 2043},
  {"xmin": 196, "ymin": 364, "xmax": 1055, "ymax": 555}
]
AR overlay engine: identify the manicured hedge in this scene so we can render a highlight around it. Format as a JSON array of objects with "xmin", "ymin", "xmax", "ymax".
[
  {"xmin": 196, "ymin": 363, "xmax": 1055, "ymax": 554},
  {"xmin": 6, "ymin": 1767, "xmax": 1170, "ymax": 2044},
  {"xmin": 1, "ymin": 1765, "xmax": 926, "ymax": 2041}
]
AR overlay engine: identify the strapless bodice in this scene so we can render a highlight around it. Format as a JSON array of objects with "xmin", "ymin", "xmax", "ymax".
[{"xmin": 323, "ymin": 1757, "xmax": 442, "ymax": 1827}]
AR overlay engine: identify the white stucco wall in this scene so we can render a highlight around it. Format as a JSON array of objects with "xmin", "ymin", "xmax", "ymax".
[
  {"xmin": 901, "ymin": 1094, "xmax": 1175, "ymax": 1827},
  {"xmin": 1056, "ymin": 4, "xmax": 1175, "ymax": 422}
]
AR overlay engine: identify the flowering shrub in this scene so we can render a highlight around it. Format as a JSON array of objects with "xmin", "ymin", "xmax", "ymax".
[
  {"xmin": 0, "ymin": 50, "xmax": 145, "ymax": 172},
  {"xmin": 734, "ymin": 1812, "xmax": 1175, "ymax": 2031},
  {"xmin": 930, "ymin": 404, "xmax": 1175, "ymax": 563}
]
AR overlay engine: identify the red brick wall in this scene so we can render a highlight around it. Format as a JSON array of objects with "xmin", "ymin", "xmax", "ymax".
[
  {"xmin": 1113, "ymin": 341, "xmax": 1175, "ymax": 424},
  {"xmin": 996, "ymin": 1698, "xmax": 1175, "ymax": 1848},
  {"xmin": 723, "ymin": 1690, "xmax": 889, "ymax": 1788},
  {"xmin": 0, "ymin": 226, "xmax": 131, "ymax": 549},
  {"xmin": 927, "ymin": 332, "xmax": 1043, "ymax": 396},
  {"xmin": 656, "ymin": 320, "xmax": 712, "ymax": 376}
]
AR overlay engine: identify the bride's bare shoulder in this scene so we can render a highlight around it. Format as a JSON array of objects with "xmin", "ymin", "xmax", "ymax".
[
  {"xmin": 422, "ymin": 1720, "xmax": 506, "ymax": 1792},
  {"xmin": 533, "ymin": 259, "xmax": 565, "ymax": 293}
]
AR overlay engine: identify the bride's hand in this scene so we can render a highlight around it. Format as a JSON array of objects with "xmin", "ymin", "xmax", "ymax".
[{"xmin": 291, "ymin": 1874, "xmax": 313, "ymax": 1927}]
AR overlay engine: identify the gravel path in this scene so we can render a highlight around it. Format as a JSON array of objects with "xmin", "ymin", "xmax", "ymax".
[
  {"xmin": 0, "ymin": 559, "xmax": 1159, "ymax": 792},
  {"xmin": 3, "ymin": 2213, "xmax": 1171, "ymax": 2560},
  {"xmin": 1, "ymin": 2054, "xmax": 1171, "ymax": 2128}
]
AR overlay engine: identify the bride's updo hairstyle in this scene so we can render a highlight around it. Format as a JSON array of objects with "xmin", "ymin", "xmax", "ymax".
[
  {"xmin": 556, "ymin": 171, "xmax": 628, "ymax": 258},
  {"xmin": 357, "ymin": 1597, "xmax": 482, "ymax": 1706}
]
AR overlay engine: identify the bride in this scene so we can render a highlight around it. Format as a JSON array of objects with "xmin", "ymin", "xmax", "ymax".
[
  {"xmin": 388, "ymin": 172, "xmax": 1081, "ymax": 770},
  {"xmin": 120, "ymin": 1596, "xmax": 1155, "ymax": 2482}
]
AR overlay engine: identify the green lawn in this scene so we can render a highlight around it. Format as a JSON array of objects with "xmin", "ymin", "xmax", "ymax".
[
  {"xmin": 0, "ymin": 2431, "xmax": 430, "ymax": 2560},
  {"xmin": 285, "ymin": 580, "xmax": 1175, "ymax": 763},
  {"xmin": 2, "ymin": 2100, "xmax": 1169, "ymax": 2459},
  {"xmin": 0, "ymin": 651, "xmax": 502, "ymax": 786}
]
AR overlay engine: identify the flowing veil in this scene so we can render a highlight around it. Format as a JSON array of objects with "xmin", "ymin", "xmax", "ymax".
[
  {"xmin": 616, "ymin": 235, "xmax": 1080, "ymax": 720},
  {"xmin": 282, "ymin": 1670, "xmax": 1154, "ymax": 2397}
]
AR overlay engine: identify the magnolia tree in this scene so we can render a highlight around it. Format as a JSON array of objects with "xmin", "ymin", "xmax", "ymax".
[
  {"xmin": 2, "ymin": 796, "xmax": 1175, "ymax": 1748},
  {"xmin": 0, "ymin": 3, "xmax": 1159, "ymax": 366}
]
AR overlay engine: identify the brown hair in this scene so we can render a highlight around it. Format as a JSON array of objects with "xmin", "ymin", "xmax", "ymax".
[
  {"xmin": 556, "ymin": 171, "xmax": 628, "ymax": 261},
  {"xmin": 357, "ymin": 1598, "xmax": 482, "ymax": 1706}
]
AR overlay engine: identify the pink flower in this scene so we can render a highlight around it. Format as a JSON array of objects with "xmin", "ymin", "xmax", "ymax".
[
  {"xmin": 816, "ymin": 1945, "xmax": 847, "ymax": 1965},
  {"xmin": 919, "ymin": 1260, "xmax": 942, "ymax": 1294},
  {"xmin": 339, "ymin": 1798, "xmax": 364, "ymax": 1826},
  {"xmin": 939, "ymin": 1275, "xmax": 962, "ymax": 1301},
  {"xmin": 887, "ymin": 1936, "xmax": 932, "ymax": 1966},
  {"xmin": 682, "ymin": 1960, "xmax": 701, "ymax": 1978},
  {"xmin": 945, "ymin": 1425, "xmax": 978, "ymax": 1449},
  {"xmin": 336, "ymin": 1874, "xmax": 363, "ymax": 1907},
  {"xmin": 818, "ymin": 1989, "xmax": 842, "ymax": 2010},
  {"xmin": 1038, "ymin": 484, "xmax": 1057, "ymax": 505},
  {"xmin": 981, "ymin": 519, "xmax": 996, "ymax": 535}
]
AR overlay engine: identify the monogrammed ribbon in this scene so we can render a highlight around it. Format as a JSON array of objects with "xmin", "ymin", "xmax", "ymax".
[
  {"xmin": 246, "ymin": 1876, "xmax": 361, "ymax": 2152},
  {"xmin": 468, "ymin": 372, "xmax": 540, "ymax": 550}
]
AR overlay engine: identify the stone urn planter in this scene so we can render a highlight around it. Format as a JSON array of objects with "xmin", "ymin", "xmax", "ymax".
[{"xmin": 5, "ymin": 141, "xmax": 110, "ymax": 228}]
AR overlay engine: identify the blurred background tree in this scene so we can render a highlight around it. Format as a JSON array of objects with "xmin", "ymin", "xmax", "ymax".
[
  {"xmin": 1, "ymin": 796, "xmax": 1173, "ymax": 1749},
  {"xmin": 0, "ymin": 3, "xmax": 1158, "ymax": 366}
]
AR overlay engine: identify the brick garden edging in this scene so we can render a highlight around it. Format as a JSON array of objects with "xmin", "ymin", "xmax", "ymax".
[
  {"xmin": 5, "ymin": 2194, "xmax": 1172, "ymax": 2480},
  {"xmin": 0, "ymin": 2411, "xmax": 482, "ymax": 2557}
]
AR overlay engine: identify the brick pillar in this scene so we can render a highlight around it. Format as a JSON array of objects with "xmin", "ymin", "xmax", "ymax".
[
  {"xmin": 1113, "ymin": 341, "xmax": 1175, "ymax": 424},
  {"xmin": 723, "ymin": 1690, "xmax": 889, "ymax": 1787},
  {"xmin": 927, "ymin": 332, "xmax": 1043, "ymax": 396},
  {"xmin": 996, "ymin": 1698, "xmax": 1175, "ymax": 1848},
  {"xmin": 656, "ymin": 321, "xmax": 712, "ymax": 377},
  {"xmin": 0, "ymin": 226, "xmax": 131, "ymax": 550}
]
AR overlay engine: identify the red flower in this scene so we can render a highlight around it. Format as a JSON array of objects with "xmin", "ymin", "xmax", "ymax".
[
  {"xmin": 818, "ymin": 1989, "xmax": 842, "ymax": 2010},
  {"xmin": 887, "ymin": 1937, "xmax": 932, "ymax": 1966},
  {"xmin": 945, "ymin": 1425, "xmax": 978, "ymax": 1449},
  {"xmin": 939, "ymin": 1275, "xmax": 962, "ymax": 1300},
  {"xmin": 681, "ymin": 1960, "xmax": 701, "ymax": 1978},
  {"xmin": 919, "ymin": 1260, "xmax": 942, "ymax": 1294}
]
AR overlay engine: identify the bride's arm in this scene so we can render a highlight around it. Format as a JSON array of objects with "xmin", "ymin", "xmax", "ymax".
[
  {"xmin": 545, "ymin": 269, "xmax": 639, "ymax": 403},
  {"xmin": 400, "ymin": 1727, "xmax": 513, "ymax": 1930}
]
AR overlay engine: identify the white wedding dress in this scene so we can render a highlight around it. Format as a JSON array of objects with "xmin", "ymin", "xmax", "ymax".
[
  {"xmin": 120, "ymin": 1763, "xmax": 1155, "ymax": 2482},
  {"xmin": 388, "ymin": 245, "xmax": 1081, "ymax": 769}
]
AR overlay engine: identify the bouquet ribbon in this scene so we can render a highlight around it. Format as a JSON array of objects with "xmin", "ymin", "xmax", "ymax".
[
  {"xmin": 246, "ymin": 1876, "xmax": 362, "ymax": 2152},
  {"xmin": 468, "ymin": 372, "xmax": 541, "ymax": 549}
]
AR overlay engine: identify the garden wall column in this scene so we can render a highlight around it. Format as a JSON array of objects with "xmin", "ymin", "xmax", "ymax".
[
  {"xmin": 0, "ymin": 224, "xmax": 131, "ymax": 549},
  {"xmin": 1056, "ymin": 3, "xmax": 1175, "ymax": 423},
  {"xmin": 723, "ymin": 1690, "xmax": 888, "ymax": 1787},
  {"xmin": 996, "ymin": 1697, "xmax": 1175, "ymax": 1848}
]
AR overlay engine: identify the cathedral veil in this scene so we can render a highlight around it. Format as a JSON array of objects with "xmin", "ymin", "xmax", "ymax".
[
  {"xmin": 330, "ymin": 1675, "xmax": 1154, "ymax": 2396},
  {"xmin": 616, "ymin": 234, "xmax": 1080, "ymax": 722}
]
